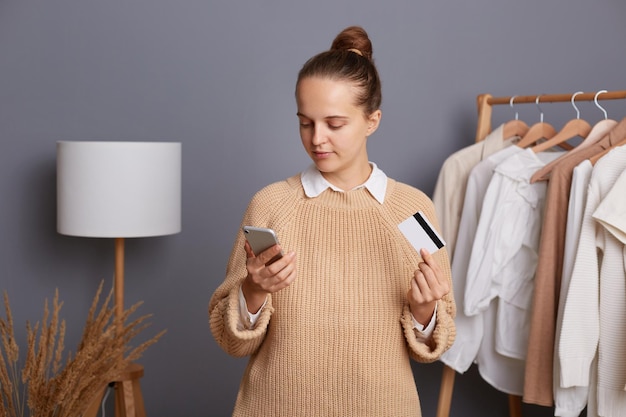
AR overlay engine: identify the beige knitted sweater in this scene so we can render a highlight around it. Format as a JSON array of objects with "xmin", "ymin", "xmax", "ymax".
[{"xmin": 209, "ymin": 174, "xmax": 456, "ymax": 417}]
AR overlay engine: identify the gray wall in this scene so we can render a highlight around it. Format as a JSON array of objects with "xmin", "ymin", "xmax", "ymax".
[{"xmin": 1, "ymin": 0, "xmax": 624, "ymax": 416}]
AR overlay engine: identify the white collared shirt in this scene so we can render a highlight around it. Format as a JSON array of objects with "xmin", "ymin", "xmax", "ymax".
[{"xmin": 300, "ymin": 162, "xmax": 388, "ymax": 203}]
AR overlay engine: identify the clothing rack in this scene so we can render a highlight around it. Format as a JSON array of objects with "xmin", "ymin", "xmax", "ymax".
[
  {"xmin": 475, "ymin": 90, "xmax": 626, "ymax": 141},
  {"xmin": 435, "ymin": 88, "xmax": 626, "ymax": 417}
]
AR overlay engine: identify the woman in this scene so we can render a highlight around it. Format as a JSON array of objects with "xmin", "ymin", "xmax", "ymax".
[{"xmin": 209, "ymin": 25, "xmax": 456, "ymax": 417}]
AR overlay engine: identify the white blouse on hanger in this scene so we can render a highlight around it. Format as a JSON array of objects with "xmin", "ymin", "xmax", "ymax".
[{"xmin": 464, "ymin": 148, "xmax": 564, "ymax": 395}]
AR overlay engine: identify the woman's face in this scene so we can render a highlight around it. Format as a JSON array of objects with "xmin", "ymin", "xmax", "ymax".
[{"xmin": 296, "ymin": 77, "xmax": 381, "ymax": 189}]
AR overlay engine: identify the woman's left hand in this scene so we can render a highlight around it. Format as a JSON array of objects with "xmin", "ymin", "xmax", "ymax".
[{"xmin": 407, "ymin": 248, "xmax": 450, "ymax": 326}]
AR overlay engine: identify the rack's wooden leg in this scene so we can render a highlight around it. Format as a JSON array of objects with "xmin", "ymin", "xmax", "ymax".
[
  {"xmin": 436, "ymin": 365, "xmax": 456, "ymax": 417},
  {"xmin": 508, "ymin": 394, "xmax": 522, "ymax": 417}
]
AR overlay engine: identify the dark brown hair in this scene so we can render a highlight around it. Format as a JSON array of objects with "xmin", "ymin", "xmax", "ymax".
[{"xmin": 296, "ymin": 26, "xmax": 382, "ymax": 116}]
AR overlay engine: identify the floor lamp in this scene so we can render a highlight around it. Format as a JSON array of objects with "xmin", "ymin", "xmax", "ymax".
[{"xmin": 56, "ymin": 141, "xmax": 181, "ymax": 417}]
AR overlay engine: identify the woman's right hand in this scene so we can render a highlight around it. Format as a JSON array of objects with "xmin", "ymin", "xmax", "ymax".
[{"xmin": 241, "ymin": 241, "xmax": 297, "ymax": 313}]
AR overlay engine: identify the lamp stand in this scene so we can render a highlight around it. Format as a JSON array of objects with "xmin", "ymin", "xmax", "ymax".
[
  {"xmin": 83, "ymin": 238, "xmax": 147, "ymax": 417},
  {"xmin": 57, "ymin": 141, "xmax": 181, "ymax": 417},
  {"xmin": 115, "ymin": 237, "xmax": 125, "ymax": 336}
]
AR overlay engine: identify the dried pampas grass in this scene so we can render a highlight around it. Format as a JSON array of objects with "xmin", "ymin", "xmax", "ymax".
[{"xmin": 0, "ymin": 281, "xmax": 165, "ymax": 417}]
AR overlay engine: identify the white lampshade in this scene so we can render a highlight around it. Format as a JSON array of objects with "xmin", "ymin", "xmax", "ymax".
[{"xmin": 57, "ymin": 141, "xmax": 182, "ymax": 238}]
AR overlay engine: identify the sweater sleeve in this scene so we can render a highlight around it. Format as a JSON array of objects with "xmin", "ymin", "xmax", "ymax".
[
  {"xmin": 208, "ymin": 218, "xmax": 273, "ymax": 357},
  {"xmin": 208, "ymin": 181, "xmax": 293, "ymax": 357},
  {"xmin": 402, "ymin": 291, "xmax": 456, "ymax": 363},
  {"xmin": 209, "ymin": 280, "xmax": 274, "ymax": 357},
  {"xmin": 396, "ymin": 189, "xmax": 456, "ymax": 362}
]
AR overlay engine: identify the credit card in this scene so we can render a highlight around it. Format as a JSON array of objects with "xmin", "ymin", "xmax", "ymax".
[{"xmin": 398, "ymin": 211, "xmax": 446, "ymax": 254}]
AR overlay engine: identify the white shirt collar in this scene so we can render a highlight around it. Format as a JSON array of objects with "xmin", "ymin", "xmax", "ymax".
[{"xmin": 300, "ymin": 162, "xmax": 388, "ymax": 204}]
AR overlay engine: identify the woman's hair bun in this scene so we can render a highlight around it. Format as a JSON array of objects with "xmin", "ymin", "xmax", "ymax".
[
  {"xmin": 330, "ymin": 26, "xmax": 373, "ymax": 61},
  {"xmin": 296, "ymin": 25, "xmax": 381, "ymax": 115}
]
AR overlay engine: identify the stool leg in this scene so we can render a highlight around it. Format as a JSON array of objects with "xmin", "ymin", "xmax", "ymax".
[
  {"xmin": 83, "ymin": 386, "xmax": 107, "ymax": 417},
  {"xmin": 130, "ymin": 378, "xmax": 146, "ymax": 417},
  {"xmin": 114, "ymin": 379, "xmax": 146, "ymax": 417},
  {"xmin": 113, "ymin": 364, "xmax": 146, "ymax": 417}
]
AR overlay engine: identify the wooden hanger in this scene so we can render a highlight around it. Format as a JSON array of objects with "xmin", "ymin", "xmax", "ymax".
[
  {"xmin": 503, "ymin": 119, "xmax": 529, "ymax": 140},
  {"xmin": 530, "ymin": 118, "xmax": 586, "ymax": 152},
  {"xmin": 502, "ymin": 96, "xmax": 529, "ymax": 139},
  {"xmin": 516, "ymin": 96, "xmax": 557, "ymax": 148},
  {"xmin": 516, "ymin": 122, "xmax": 556, "ymax": 148},
  {"xmin": 531, "ymin": 92, "xmax": 591, "ymax": 153}
]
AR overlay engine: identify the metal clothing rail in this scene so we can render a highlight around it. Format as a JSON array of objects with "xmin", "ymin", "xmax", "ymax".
[{"xmin": 435, "ymin": 88, "xmax": 626, "ymax": 417}]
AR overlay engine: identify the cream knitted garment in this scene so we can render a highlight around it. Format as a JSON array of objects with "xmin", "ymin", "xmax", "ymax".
[{"xmin": 209, "ymin": 174, "xmax": 456, "ymax": 417}]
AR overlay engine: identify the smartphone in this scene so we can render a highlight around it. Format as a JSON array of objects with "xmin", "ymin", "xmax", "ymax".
[{"xmin": 242, "ymin": 226, "xmax": 284, "ymax": 265}]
